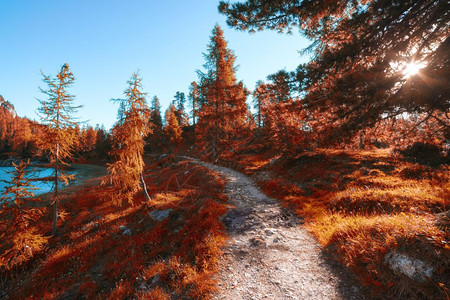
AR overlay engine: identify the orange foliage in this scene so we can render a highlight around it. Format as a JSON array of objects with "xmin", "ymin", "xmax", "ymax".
[
  {"xmin": 224, "ymin": 147, "xmax": 449, "ymax": 299},
  {"xmin": 3, "ymin": 156, "xmax": 228, "ymax": 299}
]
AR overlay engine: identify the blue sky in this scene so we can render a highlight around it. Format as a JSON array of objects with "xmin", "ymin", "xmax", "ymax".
[{"xmin": 0, "ymin": 0, "xmax": 310, "ymax": 129}]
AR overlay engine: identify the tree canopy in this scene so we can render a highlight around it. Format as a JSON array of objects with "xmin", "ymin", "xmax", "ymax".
[
  {"xmin": 219, "ymin": 0, "xmax": 449, "ymax": 140},
  {"xmin": 104, "ymin": 73, "xmax": 151, "ymax": 204},
  {"xmin": 37, "ymin": 63, "xmax": 81, "ymax": 235},
  {"xmin": 196, "ymin": 25, "xmax": 250, "ymax": 155}
]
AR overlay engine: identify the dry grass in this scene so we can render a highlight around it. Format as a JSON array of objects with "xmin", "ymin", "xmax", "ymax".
[
  {"xmin": 2, "ymin": 156, "xmax": 228, "ymax": 299},
  {"xmin": 226, "ymin": 148, "xmax": 449, "ymax": 299}
]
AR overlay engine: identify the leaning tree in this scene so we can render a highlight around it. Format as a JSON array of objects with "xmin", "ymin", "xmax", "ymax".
[{"xmin": 104, "ymin": 73, "xmax": 151, "ymax": 205}]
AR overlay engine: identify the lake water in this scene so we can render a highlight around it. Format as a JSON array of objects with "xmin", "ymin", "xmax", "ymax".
[{"xmin": 0, "ymin": 164, "xmax": 106, "ymax": 197}]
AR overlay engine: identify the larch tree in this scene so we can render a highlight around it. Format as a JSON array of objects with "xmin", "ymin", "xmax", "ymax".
[
  {"xmin": 219, "ymin": 0, "xmax": 450, "ymax": 142},
  {"xmin": 37, "ymin": 63, "xmax": 81, "ymax": 235},
  {"xmin": 103, "ymin": 73, "xmax": 151, "ymax": 205},
  {"xmin": 0, "ymin": 160, "xmax": 48, "ymax": 270},
  {"xmin": 164, "ymin": 104, "xmax": 182, "ymax": 154},
  {"xmin": 196, "ymin": 25, "xmax": 250, "ymax": 156}
]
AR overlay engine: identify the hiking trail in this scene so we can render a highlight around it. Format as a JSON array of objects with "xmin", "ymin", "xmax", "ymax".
[{"xmin": 186, "ymin": 157, "xmax": 366, "ymax": 300}]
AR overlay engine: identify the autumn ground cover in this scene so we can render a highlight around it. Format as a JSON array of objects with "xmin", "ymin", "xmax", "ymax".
[
  {"xmin": 214, "ymin": 146, "xmax": 449, "ymax": 299},
  {"xmin": 1, "ymin": 156, "xmax": 228, "ymax": 299}
]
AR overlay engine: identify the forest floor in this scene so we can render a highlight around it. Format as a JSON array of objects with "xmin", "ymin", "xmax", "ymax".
[
  {"xmin": 185, "ymin": 157, "xmax": 366, "ymax": 300},
  {"xmin": 210, "ymin": 147, "xmax": 449, "ymax": 299},
  {"xmin": 2, "ymin": 151, "xmax": 447, "ymax": 299}
]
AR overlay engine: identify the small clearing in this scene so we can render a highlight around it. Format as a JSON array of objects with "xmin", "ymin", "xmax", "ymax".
[{"xmin": 188, "ymin": 157, "xmax": 366, "ymax": 300}]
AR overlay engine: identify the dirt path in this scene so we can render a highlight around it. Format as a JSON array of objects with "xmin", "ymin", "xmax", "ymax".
[{"xmin": 187, "ymin": 157, "xmax": 365, "ymax": 300}]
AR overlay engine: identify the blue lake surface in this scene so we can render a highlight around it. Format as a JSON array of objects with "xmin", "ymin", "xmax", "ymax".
[{"xmin": 0, "ymin": 165, "xmax": 106, "ymax": 197}]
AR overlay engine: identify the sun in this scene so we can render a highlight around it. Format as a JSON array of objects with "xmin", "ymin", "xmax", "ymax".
[{"xmin": 403, "ymin": 61, "xmax": 423, "ymax": 78}]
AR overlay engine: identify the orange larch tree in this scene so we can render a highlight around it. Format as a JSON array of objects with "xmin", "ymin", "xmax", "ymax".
[
  {"xmin": 164, "ymin": 104, "xmax": 182, "ymax": 154},
  {"xmin": 103, "ymin": 73, "xmax": 151, "ymax": 204},
  {"xmin": 196, "ymin": 25, "xmax": 250, "ymax": 156},
  {"xmin": 37, "ymin": 63, "xmax": 81, "ymax": 235},
  {"xmin": 0, "ymin": 160, "xmax": 48, "ymax": 271}
]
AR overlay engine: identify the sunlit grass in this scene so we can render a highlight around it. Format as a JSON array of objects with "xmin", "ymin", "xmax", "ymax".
[{"xmin": 228, "ymin": 147, "xmax": 449, "ymax": 298}]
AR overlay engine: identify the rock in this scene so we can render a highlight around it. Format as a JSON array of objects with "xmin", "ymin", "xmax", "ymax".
[
  {"xmin": 249, "ymin": 236, "xmax": 266, "ymax": 247},
  {"xmin": 119, "ymin": 225, "xmax": 127, "ymax": 231},
  {"xmin": 149, "ymin": 209, "xmax": 173, "ymax": 222},
  {"xmin": 384, "ymin": 251, "xmax": 434, "ymax": 282},
  {"xmin": 0, "ymin": 95, "xmax": 17, "ymax": 118},
  {"xmin": 265, "ymin": 229, "xmax": 274, "ymax": 236},
  {"xmin": 122, "ymin": 229, "xmax": 132, "ymax": 236}
]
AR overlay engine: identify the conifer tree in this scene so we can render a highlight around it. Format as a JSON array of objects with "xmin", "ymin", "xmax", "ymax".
[
  {"xmin": 172, "ymin": 92, "xmax": 189, "ymax": 127},
  {"xmin": 253, "ymin": 81, "xmax": 267, "ymax": 128},
  {"xmin": 146, "ymin": 96, "xmax": 164, "ymax": 153},
  {"xmin": 0, "ymin": 160, "xmax": 47, "ymax": 270},
  {"xmin": 94, "ymin": 124, "xmax": 110, "ymax": 160},
  {"xmin": 103, "ymin": 73, "xmax": 151, "ymax": 204},
  {"xmin": 37, "ymin": 63, "xmax": 80, "ymax": 235},
  {"xmin": 219, "ymin": 0, "xmax": 449, "ymax": 139},
  {"xmin": 188, "ymin": 81, "xmax": 200, "ymax": 126},
  {"xmin": 164, "ymin": 104, "xmax": 182, "ymax": 154},
  {"xmin": 196, "ymin": 25, "xmax": 249, "ymax": 156}
]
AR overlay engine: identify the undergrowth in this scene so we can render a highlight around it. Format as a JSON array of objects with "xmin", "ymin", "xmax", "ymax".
[
  {"xmin": 2, "ymin": 156, "xmax": 228, "ymax": 299},
  {"xmin": 218, "ymin": 147, "xmax": 449, "ymax": 299}
]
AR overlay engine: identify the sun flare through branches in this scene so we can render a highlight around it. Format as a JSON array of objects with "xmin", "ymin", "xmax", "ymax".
[{"xmin": 403, "ymin": 61, "xmax": 426, "ymax": 78}]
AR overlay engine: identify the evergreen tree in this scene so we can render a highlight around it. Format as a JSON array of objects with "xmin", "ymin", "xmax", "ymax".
[
  {"xmin": 219, "ymin": 0, "xmax": 450, "ymax": 140},
  {"xmin": 146, "ymin": 96, "xmax": 164, "ymax": 153},
  {"xmin": 172, "ymin": 92, "xmax": 189, "ymax": 127},
  {"xmin": 173, "ymin": 91, "xmax": 186, "ymax": 112},
  {"xmin": 196, "ymin": 25, "xmax": 250, "ymax": 156},
  {"xmin": 188, "ymin": 81, "xmax": 200, "ymax": 126},
  {"xmin": 164, "ymin": 104, "xmax": 182, "ymax": 154},
  {"xmin": 103, "ymin": 73, "xmax": 151, "ymax": 204},
  {"xmin": 253, "ymin": 81, "xmax": 267, "ymax": 128},
  {"xmin": 37, "ymin": 63, "xmax": 81, "ymax": 235},
  {"xmin": 0, "ymin": 160, "xmax": 47, "ymax": 270},
  {"xmin": 253, "ymin": 78, "xmax": 304, "ymax": 153},
  {"xmin": 94, "ymin": 124, "xmax": 110, "ymax": 160}
]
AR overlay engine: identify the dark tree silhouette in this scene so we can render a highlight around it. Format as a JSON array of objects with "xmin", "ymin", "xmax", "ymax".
[
  {"xmin": 146, "ymin": 96, "xmax": 164, "ymax": 153},
  {"xmin": 189, "ymin": 81, "xmax": 200, "ymax": 126}
]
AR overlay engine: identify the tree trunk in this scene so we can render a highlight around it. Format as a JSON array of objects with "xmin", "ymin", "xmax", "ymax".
[
  {"xmin": 140, "ymin": 171, "xmax": 151, "ymax": 202},
  {"xmin": 52, "ymin": 143, "xmax": 59, "ymax": 236}
]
